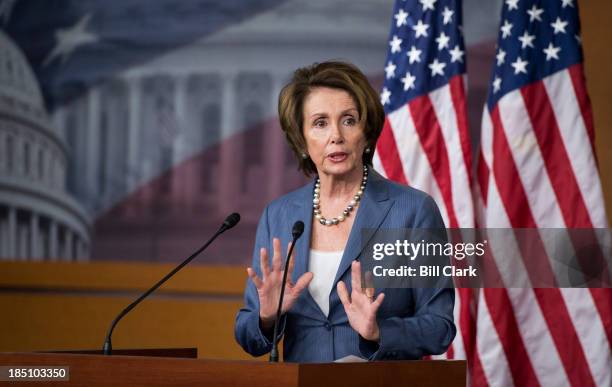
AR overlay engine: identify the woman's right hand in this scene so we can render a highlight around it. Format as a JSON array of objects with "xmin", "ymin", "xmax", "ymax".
[{"xmin": 247, "ymin": 237, "xmax": 313, "ymax": 330}]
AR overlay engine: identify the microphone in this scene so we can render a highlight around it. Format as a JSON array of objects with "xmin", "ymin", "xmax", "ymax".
[
  {"xmin": 269, "ymin": 220, "xmax": 305, "ymax": 362},
  {"xmin": 102, "ymin": 213, "xmax": 241, "ymax": 355},
  {"xmin": 292, "ymin": 221, "xmax": 304, "ymax": 240},
  {"xmin": 221, "ymin": 212, "xmax": 241, "ymax": 232}
]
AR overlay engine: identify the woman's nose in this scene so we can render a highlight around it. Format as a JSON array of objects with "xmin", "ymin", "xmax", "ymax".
[{"xmin": 330, "ymin": 123, "xmax": 344, "ymax": 144}]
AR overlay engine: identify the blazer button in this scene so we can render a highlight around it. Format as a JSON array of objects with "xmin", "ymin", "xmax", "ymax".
[{"xmin": 324, "ymin": 322, "xmax": 331, "ymax": 331}]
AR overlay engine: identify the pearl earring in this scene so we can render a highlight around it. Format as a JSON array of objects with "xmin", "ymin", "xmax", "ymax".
[
  {"xmin": 365, "ymin": 147, "xmax": 371, "ymax": 154},
  {"xmin": 301, "ymin": 153, "xmax": 308, "ymax": 159}
]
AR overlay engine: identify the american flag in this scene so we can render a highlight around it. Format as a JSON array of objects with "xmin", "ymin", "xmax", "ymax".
[
  {"xmin": 475, "ymin": 0, "xmax": 612, "ymax": 386},
  {"xmin": 375, "ymin": 0, "xmax": 612, "ymax": 385},
  {"xmin": 0, "ymin": 0, "xmax": 285, "ymax": 109},
  {"xmin": 375, "ymin": 0, "xmax": 473, "ymax": 229},
  {"xmin": 372, "ymin": 0, "xmax": 476, "ymax": 368}
]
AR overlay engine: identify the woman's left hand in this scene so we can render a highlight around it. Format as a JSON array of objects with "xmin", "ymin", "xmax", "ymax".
[{"xmin": 337, "ymin": 260, "xmax": 385, "ymax": 342}]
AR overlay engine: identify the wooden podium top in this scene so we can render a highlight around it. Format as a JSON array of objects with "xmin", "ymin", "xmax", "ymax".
[{"xmin": 0, "ymin": 352, "xmax": 466, "ymax": 387}]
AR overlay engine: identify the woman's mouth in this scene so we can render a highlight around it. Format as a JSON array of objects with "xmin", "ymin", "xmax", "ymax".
[{"xmin": 327, "ymin": 152, "xmax": 348, "ymax": 162}]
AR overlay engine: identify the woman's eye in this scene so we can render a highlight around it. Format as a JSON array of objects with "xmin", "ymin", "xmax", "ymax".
[
  {"xmin": 343, "ymin": 117, "xmax": 356, "ymax": 126},
  {"xmin": 313, "ymin": 120, "xmax": 326, "ymax": 128}
]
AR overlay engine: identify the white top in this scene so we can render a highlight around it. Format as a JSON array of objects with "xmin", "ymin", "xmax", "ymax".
[{"xmin": 307, "ymin": 249, "xmax": 344, "ymax": 317}]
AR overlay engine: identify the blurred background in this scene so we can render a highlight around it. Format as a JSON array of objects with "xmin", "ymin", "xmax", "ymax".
[{"xmin": 0, "ymin": 0, "xmax": 610, "ymax": 360}]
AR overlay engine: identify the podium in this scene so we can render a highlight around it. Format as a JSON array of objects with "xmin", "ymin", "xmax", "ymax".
[{"xmin": 0, "ymin": 351, "xmax": 466, "ymax": 386}]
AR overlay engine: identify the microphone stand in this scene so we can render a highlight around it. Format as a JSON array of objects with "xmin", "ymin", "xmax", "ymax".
[
  {"xmin": 102, "ymin": 213, "xmax": 240, "ymax": 355},
  {"xmin": 269, "ymin": 221, "xmax": 304, "ymax": 362}
]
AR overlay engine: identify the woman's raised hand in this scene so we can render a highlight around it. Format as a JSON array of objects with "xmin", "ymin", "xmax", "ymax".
[
  {"xmin": 247, "ymin": 237, "xmax": 313, "ymax": 329},
  {"xmin": 336, "ymin": 260, "xmax": 385, "ymax": 342}
]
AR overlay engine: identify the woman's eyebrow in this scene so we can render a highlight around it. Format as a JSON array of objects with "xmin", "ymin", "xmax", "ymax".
[
  {"xmin": 309, "ymin": 112, "xmax": 328, "ymax": 119},
  {"xmin": 308, "ymin": 108, "xmax": 357, "ymax": 119}
]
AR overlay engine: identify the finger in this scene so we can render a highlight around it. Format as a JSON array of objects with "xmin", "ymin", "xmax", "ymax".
[
  {"xmin": 272, "ymin": 238, "xmax": 282, "ymax": 272},
  {"xmin": 259, "ymin": 247, "xmax": 270, "ymax": 279},
  {"xmin": 336, "ymin": 281, "xmax": 351, "ymax": 309},
  {"xmin": 247, "ymin": 267, "xmax": 263, "ymax": 290},
  {"xmin": 365, "ymin": 287, "xmax": 375, "ymax": 299},
  {"xmin": 292, "ymin": 272, "xmax": 313, "ymax": 295},
  {"xmin": 364, "ymin": 271, "xmax": 376, "ymax": 300},
  {"xmin": 351, "ymin": 261, "xmax": 362, "ymax": 292},
  {"xmin": 372, "ymin": 292, "xmax": 385, "ymax": 310},
  {"xmin": 364, "ymin": 271, "xmax": 375, "ymax": 289},
  {"xmin": 286, "ymin": 242, "xmax": 296, "ymax": 278}
]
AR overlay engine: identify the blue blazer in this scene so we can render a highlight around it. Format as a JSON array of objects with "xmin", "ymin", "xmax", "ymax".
[{"xmin": 234, "ymin": 169, "xmax": 456, "ymax": 362}]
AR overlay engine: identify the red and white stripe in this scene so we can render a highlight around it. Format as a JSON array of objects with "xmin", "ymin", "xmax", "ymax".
[
  {"xmin": 475, "ymin": 64, "xmax": 612, "ymax": 387},
  {"xmin": 373, "ymin": 75, "xmax": 479, "ymax": 368},
  {"xmin": 374, "ymin": 76, "xmax": 473, "ymax": 229}
]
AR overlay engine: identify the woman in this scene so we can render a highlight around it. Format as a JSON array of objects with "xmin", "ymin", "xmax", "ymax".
[{"xmin": 234, "ymin": 61, "xmax": 455, "ymax": 362}]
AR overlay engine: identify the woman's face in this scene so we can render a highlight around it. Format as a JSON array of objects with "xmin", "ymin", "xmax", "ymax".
[{"xmin": 302, "ymin": 87, "xmax": 368, "ymax": 178}]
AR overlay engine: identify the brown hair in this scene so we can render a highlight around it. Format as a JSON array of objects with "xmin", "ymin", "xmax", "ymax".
[{"xmin": 278, "ymin": 61, "xmax": 385, "ymax": 176}]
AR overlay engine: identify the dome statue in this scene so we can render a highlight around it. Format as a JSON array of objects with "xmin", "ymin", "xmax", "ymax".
[{"xmin": 0, "ymin": 30, "xmax": 91, "ymax": 261}]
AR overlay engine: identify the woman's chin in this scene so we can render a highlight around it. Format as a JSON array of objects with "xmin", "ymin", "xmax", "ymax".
[{"xmin": 320, "ymin": 161, "xmax": 360, "ymax": 177}]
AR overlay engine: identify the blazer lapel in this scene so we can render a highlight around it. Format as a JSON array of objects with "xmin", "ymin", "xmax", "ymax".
[
  {"xmin": 290, "ymin": 180, "xmax": 315, "ymax": 284},
  {"xmin": 332, "ymin": 169, "xmax": 393, "ymax": 287},
  {"xmin": 289, "ymin": 179, "xmax": 327, "ymax": 319}
]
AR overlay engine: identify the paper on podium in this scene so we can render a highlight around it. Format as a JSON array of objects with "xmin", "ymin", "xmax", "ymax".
[{"xmin": 334, "ymin": 355, "xmax": 368, "ymax": 363}]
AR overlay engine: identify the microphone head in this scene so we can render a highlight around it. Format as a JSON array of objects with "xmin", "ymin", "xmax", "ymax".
[
  {"xmin": 292, "ymin": 221, "xmax": 305, "ymax": 239},
  {"xmin": 222, "ymin": 213, "xmax": 241, "ymax": 230}
]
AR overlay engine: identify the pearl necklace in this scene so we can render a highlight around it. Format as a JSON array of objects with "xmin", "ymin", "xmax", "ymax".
[{"xmin": 313, "ymin": 165, "xmax": 368, "ymax": 226}]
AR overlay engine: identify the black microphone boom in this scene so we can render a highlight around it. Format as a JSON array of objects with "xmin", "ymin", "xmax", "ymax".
[
  {"xmin": 102, "ymin": 213, "xmax": 241, "ymax": 355},
  {"xmin": 269, "ymin": 220, "xmax": 304, "ymax": 362}
]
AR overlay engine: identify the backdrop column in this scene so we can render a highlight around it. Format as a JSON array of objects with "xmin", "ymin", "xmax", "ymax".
[
  {"xmin": 86, "ymin": 89, "xmax": 101, "ymax": 203},
  {"xmin": 267, "ymin": 75, "xmax": 286, "ymax": 200},
  {"xmin": 7, "ymin": 207, "xmax": 16, "ymax": 259},
  {"xmin": 64, "ymin": 229, "xmax": 73, "ymax": 261},
  {"xmin": 29, "ymin": 213, "xmax": 40, "ymax": 260},
  {"xmin": 49, "ymin": 220, "xmax": 58, "ymax": 261},
  {"xmin": 172, "ymin": 74, "xmax": 188, "ymax": 209},
  {"xmin": 220, "ymin": 73, "xmax": 237, "ymax": 215},
  {"xmin": 127, "ymin": 77, "xmax": 142, "ymax": 193}
]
